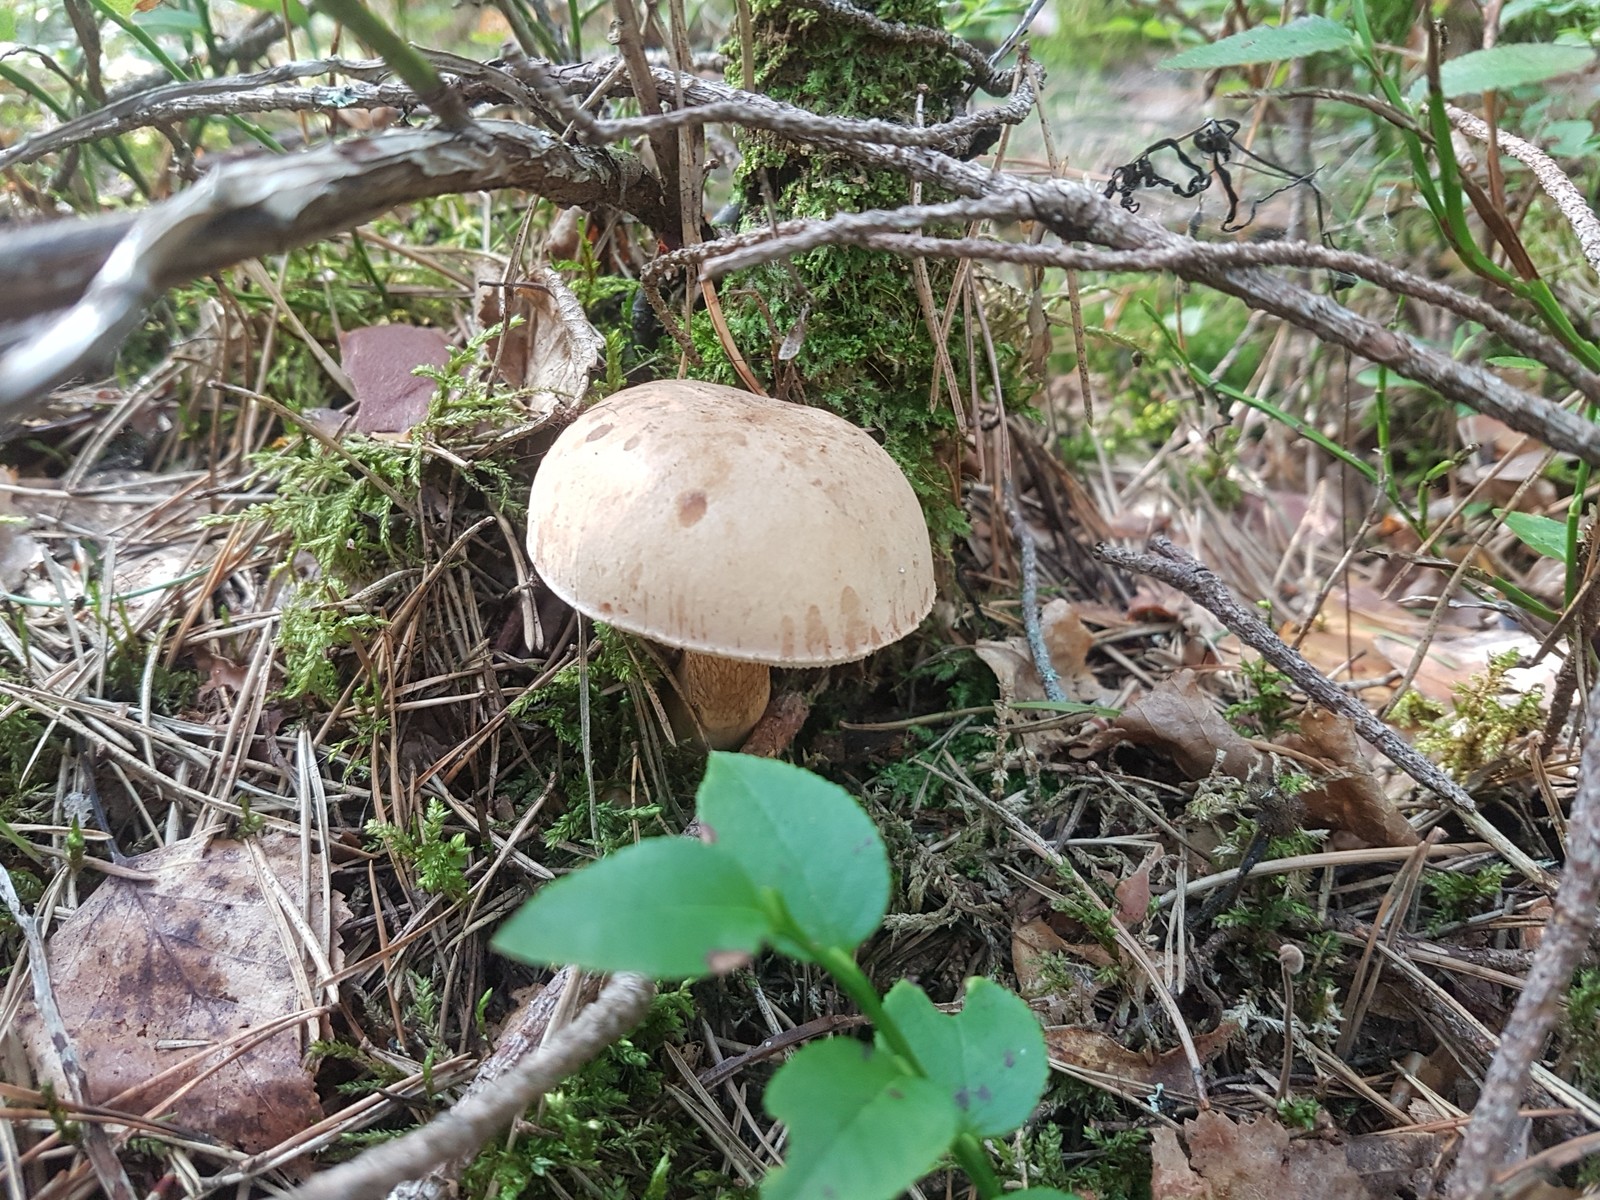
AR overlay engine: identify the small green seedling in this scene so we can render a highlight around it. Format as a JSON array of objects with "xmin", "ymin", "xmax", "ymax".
[{"xmin": 494, "ymin": 752, "xmax": 1075, "ymax": 1200}]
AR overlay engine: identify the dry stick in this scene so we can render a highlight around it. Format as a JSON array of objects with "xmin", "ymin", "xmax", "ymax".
[
  {"xmin": 1002, "ymin": 478, "xmax": 1064, "ymax": 703},
  {"xmin": 0, "ymin": 865, "xmax": 138, "ymax": 1200},
  {"xmin": 1452, "ymin": 675, "xmax": 1600, "ymax": 1197},
  {"xmin": 1093, "ymin": 537, "xmax": 1556, "ymax": 891},
  {"xmin": 1447, "ymin": 105, "xmax": 1600, "ymax": 281},
  {"xmin": 287, "ymin": 973, "xmax": 654, "ymax": 1200}
]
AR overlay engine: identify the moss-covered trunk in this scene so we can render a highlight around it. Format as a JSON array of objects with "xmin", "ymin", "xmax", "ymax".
[{"xmin": 693, "ymin": 0, "xmax": 977, "ymax": 544}]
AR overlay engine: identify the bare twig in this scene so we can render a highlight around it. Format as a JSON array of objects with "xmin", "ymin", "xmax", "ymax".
[
  {"xmin": 1452, "ymin": 676, "xmax": 1600, "ymax": 1196},
  {"xmin": 697, "ymin": 223, "xmax": 1600, "ymax": 412},
  {"xmin": 1002, "ymin": 479, "xmax": 1065, "ymax": 703},
  {"xmin": 1092, "ymin": 537, "xmax": 1556, "ymax": 889},
  {"xmin": 1447, "ymin": 105, "xmax": 1600, "ymax": 281},
  {"xmin": 0, "ymin": 121, "xmax": 670, "ymax": 406},
  {"xmin": 287, "ymin": 973, "xmax": 654, "ymax": 1200},
  {"xmin": 792, "ymin": 0, "xmax": 1013, "ymax": 94}
]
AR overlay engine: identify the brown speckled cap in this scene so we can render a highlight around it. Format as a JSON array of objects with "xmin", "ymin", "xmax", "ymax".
[{"xmin": 528, "ymin": 379, "xmax": 935, "ymax": 665}]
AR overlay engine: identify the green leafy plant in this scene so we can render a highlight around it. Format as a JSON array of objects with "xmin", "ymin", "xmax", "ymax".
[
  {"xmin": 1423, "ymin": 863, "xmax": 1512, "ymax": 929},
  {"xmin": 368, "ymin": 798, "xmax": 471, "ymax": 901},
  {"xmin": 494, "ymin": 753, "xmax": 1074, "ymax": 1200}
]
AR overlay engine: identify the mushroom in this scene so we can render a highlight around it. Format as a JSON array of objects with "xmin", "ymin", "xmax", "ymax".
[{"xmin": 527, "ymin": 379, "xmax": 936, "ymax": 749}]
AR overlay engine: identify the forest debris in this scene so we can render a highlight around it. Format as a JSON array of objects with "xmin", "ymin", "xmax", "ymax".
[
  {"xmin": 1044, "ymin": 1022, "xmax": 1236, "ymax": 1100},
  {"xmin": 977, "ymin": 600, "xmax": 1118, "ymax": 751},
  {"xmin": 475, "ymin": 265, "xmax": 605, "ymax": 412},
  {"xmin": 342, "ymin": 323, "xmax": 451, "ymax": 435},
  {"xmin": 1088, "ymin": 672, "xmax": 1417, "ymax": 847},
  {"xmin": 1114, "ymin": 856, "xmax": 1155, "ymax": 928},
  {"xmin": 1151, "ymin": 1110, "xmax": 1367, "ymax": 1200},
  {"xmin": 17, "ymin": 833, "xmax": 344, "ymax": 1155},
  {"xmin": 1280, "ymin": 708, "xmax": 1419, "ymax": 848}
]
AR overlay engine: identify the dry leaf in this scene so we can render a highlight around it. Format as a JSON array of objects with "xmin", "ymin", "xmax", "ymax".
[
  {"xmin": 1280, "ymin": 709, "xmax": 1418, "ymax": 848},
  {"xmin": 475, "ymin": 266, "xmax": 604, "ymax": 416},
  {"xmin": 342, "ymin": 323, "xmax": 451, "ymax": 435},
  {"xmin": 1172, "ymin": 1110, "xmax": 1368, "ymax": 1200},
  {"xmin": 1087, "ymin": 671, "xmax": 1256, "ymax": 780},
  {"xmin": 19, "ymin": 834, "xmax": 344, "ymax": 1155},
  {"xmin": 1088, "ymin": 672, "xmax": 1416, "ymax": 847},
  {"xmin": 1044, "ymin": 1023, "xmax": 1236, "ymax": 1100},
  {"xmin": 1152, "ymin": 1127, "xmax": 1212, "ymax": 1200},
  {"xmin": 1114, "ymin": 857, "xmax": 1154, "ymax": 928}
]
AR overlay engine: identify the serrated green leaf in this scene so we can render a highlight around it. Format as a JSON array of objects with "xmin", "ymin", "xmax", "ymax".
[
  {"xmin": 697, "ymin": 753, "xmax": 889, "ymax": 957},
  {"xmin": 1435, "ymin": 44, "xmax": 1593, "ymax": 96},
  {"xmin": 881, "ymin": 978, "xmax": 1050, "ymax": 1138},
  {"xmin": 1159, "ymin": 16, "xmax": 1354, "ymax": 69},
  {"xmin": 1498, "ymin": 509, "xmax": 1568, "ymax": 562},
  {"xmin": 763, "ymin": 1038, "xmax": 959, "ymax": 1200},
  {"xmin": 492, "ymin": 838, "xmax": 770, "ymax": 978}
]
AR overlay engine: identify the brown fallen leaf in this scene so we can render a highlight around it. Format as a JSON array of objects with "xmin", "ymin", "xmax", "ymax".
[
  {"xmin": 1044, "ymin": 1023, "xmax": 1236, "ymax": 1101},
  {"xmin": 1162, "ymin": 1110, "xmax": 1368, "ymax": 1200},
  {"xmin": 1087, "ymin": 670, "xmax": 1256, "ymax": 781},
  {"xmin": 1088, "ymin": 672, "xmax": 1416, "ymax": 848},
  {"xmin": 1114, "ymin": 856, "xmax": 1155, "ymax": 928},
  {"xmin": 19, "ymin": 834, "xmax": 344, "ymax": 1155},
  {"xmin": 1280, "ymin": 708, "xmax": 1418, "ymax": 848}
]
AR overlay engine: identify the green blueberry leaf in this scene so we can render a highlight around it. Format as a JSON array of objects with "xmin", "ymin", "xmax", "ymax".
[
  {"xmin": 762, "ymin": 1037, "xmax": 959, "ymax": 1200},
  {"xmin": 1433, "ymin": 43, "xmax": 1593, "ymax": 96},
  {"xmin": 1159, "ymin": 17, "xmax": 1355, "ymax": 69},
  {"xmin": 492, "ymin": 838, "xmax": 769, "ymax": 978},
  {"xmin": 1498, "ymin": 510, "xmax": 1568, "ymax": 562},
  {"xmin": 696, "ymin": 753, "xmax": 889, "ymax": 957},
  {"xmin": 881, "ymin": 978, "xmax": 1050, "ymax": 1138}
]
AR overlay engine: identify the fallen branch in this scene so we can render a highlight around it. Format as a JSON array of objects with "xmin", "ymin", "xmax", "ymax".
[
  {"xmin": 1452, "ymin": 676, "xmax": 1600, "ymax": 1196},
  {"xmin": 287, "ymin": 972, "xmax": 654, "ymax": 1200},
  {"xmin": 1092, "ymin": 536, "xmax": 1556, "ymax": 890},
  {"xmin": 0, "ymin": 120, "xmax": 671, "ymax": 404}
]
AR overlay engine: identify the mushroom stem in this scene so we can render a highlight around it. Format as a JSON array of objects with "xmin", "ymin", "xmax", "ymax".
[{"xmin": 673, "ymin": 652, "xmax": 771, "ymax": 750}]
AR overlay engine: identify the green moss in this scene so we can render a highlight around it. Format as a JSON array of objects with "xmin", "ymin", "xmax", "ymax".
[
  {"xmin": 689, "ymin": 0, "xmax": 1029, "ymax": 548},
  {"xmin": 462, "ymin": 987, "xmax": 744, "ymax": 1199},
  {"xmin": 1411, "ymin": 649, "xmax": 1546, "ymax": 778}
]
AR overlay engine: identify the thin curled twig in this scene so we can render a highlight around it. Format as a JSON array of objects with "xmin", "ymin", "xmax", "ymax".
[
  {"xmin": 697, "ymin": 224, "xmax": 1600, "ymax": 409},
  {"xmin": 1452, "ymin": 676, "xmax": 1600, "ymax": 1197},
  {"xmin": 1003, "ymin": 479, "xmax": 1065, "ymax": 703},
  {"xmin": 1092, "ymin": 536, "xmax": 1556, "ymax": 890},
  {"xmin": 1447, "ymin": 105, "xmax": 1600, "ymax": 282},
  {"xmin": 287, "ymin": 973, "xmax": 654, "ymax": 1200}
]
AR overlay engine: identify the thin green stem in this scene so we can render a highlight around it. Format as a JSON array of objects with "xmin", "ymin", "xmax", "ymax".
[{"xmin": 952, "ymin": 1133, "xmax": 1004, "ymax": 1199}]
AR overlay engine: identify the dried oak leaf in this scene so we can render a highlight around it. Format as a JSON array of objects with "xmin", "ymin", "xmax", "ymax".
[
  {"xmin": 1043, "ymin": 1023, "xmax": 1236, "ymax": 1101},
  {"xmin": 1088, "ymin": 672, "xmax": 1415, "ymax": 848},
  {"xmin": 1279, "ymin": 708, "xmax": 1417, "ymax": 848},
  {"xmin": 18, "ymin": 834, "xmax": 344, "ymax": 1155},
  {"xmin": 475, "ymin": 266, "xmax": 604, "ymax": 416},
  {"xmin": 1160, "ymin": 1110, "xmax": 1368, "ymax": 1200},
  {"xmin": 342, "ymin": 323, "xmax": 451, "ymax": 435}
]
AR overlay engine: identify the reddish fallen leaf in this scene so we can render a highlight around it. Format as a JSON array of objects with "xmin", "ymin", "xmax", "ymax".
[
  {"xmin": 342, "ymin": 324, "xmax": 450, "ymax": 435},
  {"xmin": 19, "ymin": 834, "xmax": 344, "ymax": 1155}
]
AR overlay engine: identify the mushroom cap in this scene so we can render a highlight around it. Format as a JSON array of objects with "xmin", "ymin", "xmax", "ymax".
[{"xmin": 528, "ymin": 380, "xmax": 936, "ymax": 666}]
